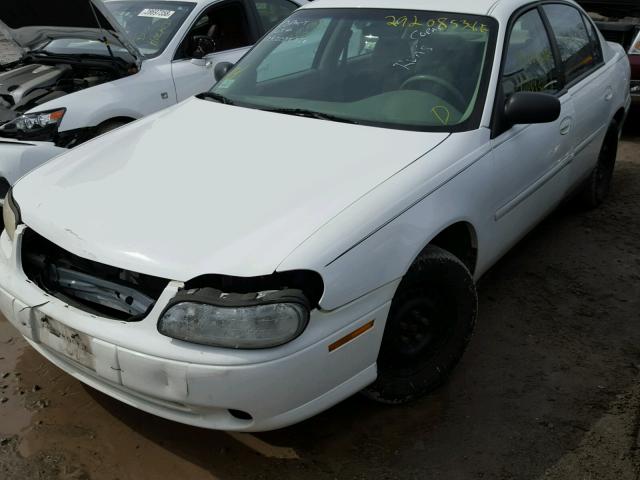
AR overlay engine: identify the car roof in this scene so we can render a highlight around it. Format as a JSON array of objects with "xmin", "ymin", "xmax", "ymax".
[{"xmin": 301, "ymin": 0, "xmax": 581, "ymax": 18}]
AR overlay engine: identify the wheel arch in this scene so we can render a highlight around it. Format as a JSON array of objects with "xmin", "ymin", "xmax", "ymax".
[
  {"xmin": 96, "ymin": 116, "xmax": 137, "ymax": 129},
  {"xmin": 426, "ymin": 221, "xmax": 478, "ymax": 274},
  {"xmin": 612, "ymin": 107, "xmax": 626, "ymax": 129}
]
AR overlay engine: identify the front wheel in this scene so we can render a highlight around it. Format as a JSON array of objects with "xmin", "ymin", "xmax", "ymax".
[{"xmin": 363, "ymin": 245, "xmax": 477, "ymax": 404}]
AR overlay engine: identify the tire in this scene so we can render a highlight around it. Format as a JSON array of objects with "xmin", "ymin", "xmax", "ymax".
[
  {"xmin": 363, "ymin": 245, "xmax": 478, "ymax": 404},
  {"xmin": 95, "ymin": 120, "xmax": 130, "ymax": 137},
  {"xmin": 579, "ymin": 121, "xmax": 620, "ymax": 209}
]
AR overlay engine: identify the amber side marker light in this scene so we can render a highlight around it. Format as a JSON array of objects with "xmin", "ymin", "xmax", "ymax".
[{"xmin": 328, "ymin": 320, "xmax": 375, "ymax": 352}]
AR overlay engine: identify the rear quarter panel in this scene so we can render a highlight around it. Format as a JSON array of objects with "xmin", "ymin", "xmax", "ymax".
[{"xmin": 608, "ymin": 43, "xmax": 632, "ymax": 110}]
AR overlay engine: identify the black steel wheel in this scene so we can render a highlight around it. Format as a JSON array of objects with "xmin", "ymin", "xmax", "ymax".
[{"xmin": 363, "ymin": 245, "xmax": 477, "ymax": 404}]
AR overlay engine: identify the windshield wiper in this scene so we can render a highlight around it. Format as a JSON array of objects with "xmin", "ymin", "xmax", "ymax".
[
  {"xmin": 261, "ymin": 108, "xmax": 358, "ymax": 125},
  {"xmin": 197, "ymin": 92, "xmax": 235, "ymax": 105}
]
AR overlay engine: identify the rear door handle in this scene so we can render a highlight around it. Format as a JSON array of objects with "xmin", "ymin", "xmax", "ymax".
[
  {"xmin": 605, "ymin": 87, "xmax": 613, "ymax": 102},
  {"xmin": 560, "ymin": 117, "xmax": 572, "ymax": 136}
]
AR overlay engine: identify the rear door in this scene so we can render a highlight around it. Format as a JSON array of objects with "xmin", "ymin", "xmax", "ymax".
[
  {"xmin": 490, "ymin": 6, "xmax": 575, "ymax": 248},
  {"xmin": 542, "ymin": 3, "xmax": 612, "ymax": 187}
]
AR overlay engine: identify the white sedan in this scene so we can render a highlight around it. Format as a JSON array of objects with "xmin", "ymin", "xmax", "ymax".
[
  {"xmin": 0, "ymin": 0, "xmax": 305, "ymax": 196},
  {"xmin": 0, "ymin": 0, "xmax": 631, "ymax": 431}
]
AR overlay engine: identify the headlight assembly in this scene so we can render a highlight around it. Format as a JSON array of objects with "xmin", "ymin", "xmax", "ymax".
[
  {"xmin": 0, "ymin": 108, "xmax": 66, "ymax": 140},
  {"xmin": 3, "ymin": 188, "xmax": 21, "ymax": 241},
  {"xmin": 158, "ymin": 288, "xmax": 310, "ymax": 349}
]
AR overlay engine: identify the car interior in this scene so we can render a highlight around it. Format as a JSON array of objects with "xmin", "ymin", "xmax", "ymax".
[
  {"xmin": 227, "ymin": 18, "xmax": 491, "ymax": 127},
  {"xmin": 177, "ymin": 1, "xmax": 253, "ymax": 59}
]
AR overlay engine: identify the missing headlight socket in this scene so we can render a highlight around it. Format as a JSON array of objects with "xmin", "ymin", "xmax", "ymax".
[{"xmin": 183, "ymin": 271, "xmax": 324, "ymax": 309}]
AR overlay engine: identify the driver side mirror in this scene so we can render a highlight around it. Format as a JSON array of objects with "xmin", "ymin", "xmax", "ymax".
[
  {"xmin": 504, "ymin": 92, "xmax": 561, "ymax": 126},
  {"xmin": 214, "ymin": 62, "xmax": 234, "ymax": 81},
  {"xmin": 191, "ymin": 35, "xmax": 216, "ymax": 60}
]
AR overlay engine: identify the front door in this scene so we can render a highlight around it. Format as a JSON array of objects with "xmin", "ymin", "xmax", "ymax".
[{"xmin": 171, "ymin": 1, "xmax": 256, "ymax": 101}]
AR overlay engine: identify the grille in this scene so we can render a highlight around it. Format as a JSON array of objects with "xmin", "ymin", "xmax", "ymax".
[{"xmin": 21, "ymin": 228, "xmax": 169, "ymax": 321}]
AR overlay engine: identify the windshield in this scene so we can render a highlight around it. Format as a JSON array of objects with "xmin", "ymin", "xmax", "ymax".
[
  {"xmin": 211, "ymin": 9, "xmax": 498, "ymax": 132},
  {"xmin": 42, "ymin": 1, "xmax": 195, "ymax": 58}
]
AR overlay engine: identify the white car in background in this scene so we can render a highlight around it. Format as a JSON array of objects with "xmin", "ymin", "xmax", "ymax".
[
  {"xmin": 0, "ymin": 0, "xmax": 631, "ymax": 431},
  {"xmin": 0, "ymin": 0, "xmax": 305, "ymax": 197}
]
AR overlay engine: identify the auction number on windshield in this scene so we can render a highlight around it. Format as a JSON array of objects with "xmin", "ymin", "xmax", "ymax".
[{"xmin": 385, "ymin": 15, "xmax": 490, "ymax": 33}]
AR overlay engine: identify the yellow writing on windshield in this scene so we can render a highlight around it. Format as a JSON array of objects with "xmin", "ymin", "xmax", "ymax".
[
  {"xmin": 385, "ymin": 16, "xmax": 490, "ymax": 33},
  {"xmin": 432, "ymin": 106, "xmax": 451, "ymax": 126}
]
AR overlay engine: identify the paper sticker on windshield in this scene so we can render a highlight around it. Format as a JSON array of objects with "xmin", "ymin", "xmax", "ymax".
[{"xmin": 138, "ymin": 8, "xmax": 175, "ymax": 19}]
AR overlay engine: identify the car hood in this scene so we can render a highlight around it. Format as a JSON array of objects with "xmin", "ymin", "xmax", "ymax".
[
  {"xmin": 0, "ymin": 0, "xmax": 141, "ymax": 64},
  {"xmin": 13, "ymin": 98, "xmax": 449, "ymax": 281}
]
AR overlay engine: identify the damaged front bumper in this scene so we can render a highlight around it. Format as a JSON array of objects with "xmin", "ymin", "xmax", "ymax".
[
  {"xmin": 0, "ymin": 226, "xmax": 394, "ymax": 431},
  {"xmin": 0, "ymin": 137, "xmax": 66, "ymax": 199}
]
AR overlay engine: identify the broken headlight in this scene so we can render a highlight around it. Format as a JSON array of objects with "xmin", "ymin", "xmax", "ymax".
[
  {"xmin": 0, "ymin": 108, "xmax": 66, "ymax": 140},
  {"xmin": 3, "ymin": 188, "xmax": 21, "ymax": 241},
  {"xmin": 158, "ymin": 288, "xmax": 310, "ymax": 349}
]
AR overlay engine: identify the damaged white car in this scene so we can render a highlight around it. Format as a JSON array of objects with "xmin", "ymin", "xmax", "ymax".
[
  {"xmin": 0, "ymin": 0, "xmax": 304, "ymax": 197},
  {"xmin": 0, "ymin": 0, "xmax": 631, "ymax": 431}
]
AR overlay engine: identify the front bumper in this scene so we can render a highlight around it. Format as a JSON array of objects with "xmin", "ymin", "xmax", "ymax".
[
  {"xmin": 0, "ymin": 227, "xmax": 395, "ymax": 431},
  {"xmin": 0, "ymin": 138, "xmax": 66, "ymax": 201}
]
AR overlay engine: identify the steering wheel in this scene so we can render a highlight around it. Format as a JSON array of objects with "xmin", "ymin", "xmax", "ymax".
[{"xmin": 400, "ymin": 75, "xmax": 467, "ymax": 110}]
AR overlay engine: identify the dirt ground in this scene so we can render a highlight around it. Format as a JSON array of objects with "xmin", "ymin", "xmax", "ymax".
[{"xmin": 1, "ymin": 40, "xmax": 640, "ymax": 480}]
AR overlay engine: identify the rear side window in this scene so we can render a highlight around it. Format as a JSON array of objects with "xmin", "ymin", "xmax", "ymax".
[
  {"xmin": 543, "ymin": 4, "xmax": 598, "ymax": 83},
  {"xmin": 582, "ymin": 13, "xmax": 604, "ymax": 65},
  {"xmin": 502, "ymin": 9, "xmax": 561, "ymax": 98}
]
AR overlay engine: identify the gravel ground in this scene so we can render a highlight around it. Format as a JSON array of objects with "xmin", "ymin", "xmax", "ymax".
[{"xmin": 0, "ymin": 37, "xmax": 640, "ymax": 480}]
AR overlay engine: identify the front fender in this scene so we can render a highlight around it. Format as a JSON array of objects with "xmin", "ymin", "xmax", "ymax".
[
  {"xmin": 25, "ymin": 60, "xmax": 176, "ymax": 132},
  {"xmin": 278, "ymin": 129, "xmax": 493, "ymax": 311}
]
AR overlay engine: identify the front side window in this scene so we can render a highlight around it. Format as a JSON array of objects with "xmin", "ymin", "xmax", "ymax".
[
  {"xmin": 502, "ymin": 9, "xmax": 560, "ymax": 98},
  {"xmin": 178, "ymin": 1, "xmax": 252, "ymax": 59},
  {"xmin": 543, "ymin": 4, "xmax": 597, "ymax": 83},
  {"xmin": 211, "ymin": 9, "xmax": 498, "ymax": 132},
  {"xmin": 253, "ymin": 0, "xmax": 299, "ymax": 32}
]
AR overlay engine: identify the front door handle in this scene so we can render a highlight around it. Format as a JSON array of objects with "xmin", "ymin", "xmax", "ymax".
[{"xmin": 560, "ymin": 117, "xmax": 572, "ymax": 136}]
